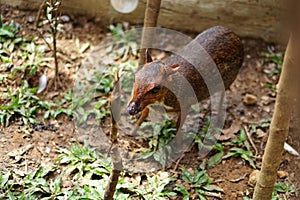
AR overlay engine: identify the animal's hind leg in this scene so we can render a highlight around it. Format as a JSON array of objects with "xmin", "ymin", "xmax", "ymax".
[{"xmin": 175, "ymin": 110, "xmax": 187, "ymax": 145}]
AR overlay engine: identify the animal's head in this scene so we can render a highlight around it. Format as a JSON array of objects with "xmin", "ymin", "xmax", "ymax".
[{"xmin": 127, "ymin": 50, "xmax": 179, "ymax": 115}]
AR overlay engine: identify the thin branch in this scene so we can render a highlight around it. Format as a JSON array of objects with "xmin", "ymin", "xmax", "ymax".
[
  {"xmin": 244, "ymin": 126, "xmax": 258, "ymax": 157},
  {"xmin": 104, "ymin": 70, "xmax": 123, "ymax": 200},
  {"xmin": 36, "ymin": 29, "xmax": 53, "ymax": 51},
  {"xmin": 34, "ymin": 0, "xmax": 47, "ymax": 29}
]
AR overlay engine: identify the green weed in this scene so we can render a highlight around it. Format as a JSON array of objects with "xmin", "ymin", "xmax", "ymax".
[
  {"xmin": 0, "ymin": 143, "xmax": 179, "ymax": 199},
  {"xmin": 0, "ymin": 15, "xmax": 19, "ymax": 42},
  {"xmin": 175, "ymin": 168, "xmax": 223, "ymax": 200},
  {"xmin": 0, "ymin": 81, "xmax": 44, "ymax": 126},
  {"xmin": 223, "ymin": 129, "xmax": 256, "ymax": 168},
  {"xmin": 139, "ymin": 117, "xmax": 177, "ymax": 167},
  {"xmin": 107, "ymin": 23, "xmax": 138, "ymax": 59},
  {"xmin": 207, "ymin": 143, "xmax": 224, "ymax": 167},
  {"xmin": 261, "ymin": 51, "xmax": 283, "ymax": 76},
  {"xmin": 132, "ymin": 175, "xmax": 176, "ymax": 200},
  {"xmin": 272, "ymin": 181, "xmax": 295, "ymax": 200},
  {"xmin": 243, "ymin": 181, "xmax": 295, "ymax": 200}
]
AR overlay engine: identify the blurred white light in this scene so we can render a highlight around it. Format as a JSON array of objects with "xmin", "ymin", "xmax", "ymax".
[
  {"xmin": 111, "ymin": 0, "xmax": 138, "ymax": 14},
  {"xmin": 37, "ymin": 75, "xmax": 48, "ymax": 94}
]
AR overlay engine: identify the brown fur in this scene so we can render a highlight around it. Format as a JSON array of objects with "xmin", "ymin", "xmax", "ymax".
[{"xmin": 127, "ymin": 26, "xmax": 244, "ymax": 141}]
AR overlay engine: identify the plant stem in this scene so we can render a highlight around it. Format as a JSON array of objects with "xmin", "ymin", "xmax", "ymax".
[
  {"xmin": 104, "ymin": 72, "xmax": 122, "ymax": 200},
  {"xmin": 52, "ymin": 25, "xmax": 58, "ymax": 89}
]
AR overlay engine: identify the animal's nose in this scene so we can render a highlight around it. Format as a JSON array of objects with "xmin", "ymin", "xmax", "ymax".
[{"xmin": 127, "ymin": 102, "xmax": 140, "ymax": 115}]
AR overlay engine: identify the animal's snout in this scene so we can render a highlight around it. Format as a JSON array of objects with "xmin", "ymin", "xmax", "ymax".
[{"xmin": 127, "ymin": 102, "xmax": 141, "ymax": 115}]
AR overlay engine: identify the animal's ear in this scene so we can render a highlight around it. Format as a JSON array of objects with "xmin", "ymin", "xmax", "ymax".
[
  {"xmin": 145, "ymin": 49, "xmax": 153, "ymax": 63},
  {"xmin": 165, "ymin": 64, "xmax": 180, "ymax": 75}
]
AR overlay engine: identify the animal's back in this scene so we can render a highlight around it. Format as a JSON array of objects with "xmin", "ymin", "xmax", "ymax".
[{"xmin": 163, "ymin": 26, "xmax": 243, "ymax": 109}]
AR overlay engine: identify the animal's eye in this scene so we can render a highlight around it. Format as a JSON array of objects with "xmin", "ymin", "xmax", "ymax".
[{"xmin": 150, "ymin": 85, "xmax": 162, "ymax": 94}]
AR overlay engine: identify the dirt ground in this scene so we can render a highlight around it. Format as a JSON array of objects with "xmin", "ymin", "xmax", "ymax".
[{"xmin": 0, "ymin": 5, "xmax": 299, "ymax": 200}]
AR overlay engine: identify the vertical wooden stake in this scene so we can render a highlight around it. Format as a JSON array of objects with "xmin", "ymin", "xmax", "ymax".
[
  {"xmin": 138, "ymin": 0, "xmax": 162, "ymax": 68},
  {"xmin": 253, "ymin": 35, "xmax": 297, "ymax": 200}
]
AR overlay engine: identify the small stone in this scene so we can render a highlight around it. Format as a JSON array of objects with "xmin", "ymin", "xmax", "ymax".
[
  {"xmin": 261, "ymin": 95, "xmax": 270, "ymax": 105},
  {"xmin": 256, "ymin": 129, "xmax": 267, "ymax": 138},
  {"xmin": 277, "ymin": 170, "xmax": 288, "ymax": 179},
  {"xmin": 243, "ymin": 93, "xmax": 258, "ymax": 106},
  {"xmin": 255, "ymin": 63, "xmax": 262, "ymax": 71},
  {"xmin": 248, "ymin": 170, "xmax": 260, "ymax": 187},
  {"xmin": 27, "ymin": 16, "xmax": 35, "ymax": 23},
  {"xmin": 45, "ymin": 147, "xmax": 51, "ymax": 154}
]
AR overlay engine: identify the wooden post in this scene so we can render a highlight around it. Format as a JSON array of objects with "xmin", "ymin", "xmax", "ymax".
[
  {"xmin": 252, "ymin": 34, "xmax": 297, "ymax": 199},
  {"xmin": 138, "ymin": 0, "xmax": 162, "ymax": 68}
]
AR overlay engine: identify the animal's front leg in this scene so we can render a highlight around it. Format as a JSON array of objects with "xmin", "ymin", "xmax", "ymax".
[{"xmin": 130, "ymin": 107, "xmax": 149, "ymax": 135}]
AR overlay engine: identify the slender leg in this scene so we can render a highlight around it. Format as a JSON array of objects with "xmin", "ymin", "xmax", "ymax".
[
  {"xmin": 131, "ymin": 107, "xmax": 149, "ymax": 135},
  {"xmin": 175, "ymin": 110, "xmax": 187, "ymax": 144}
]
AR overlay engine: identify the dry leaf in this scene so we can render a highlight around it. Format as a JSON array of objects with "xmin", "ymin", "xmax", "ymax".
[
  {"xmin": 277, "ymin": 170, "xmax": 288, "ymax": 179},
  {"xmin": 248, "ymin": 170, "xmax": 260, "ymax": 187},
  {"xmin": 220, "ymin": 121, "xmax": 241, "ymax": 141}
]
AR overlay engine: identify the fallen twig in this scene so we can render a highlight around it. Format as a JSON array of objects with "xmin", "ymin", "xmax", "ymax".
[{"xmin": 244, "ymin": 126, "xmax": 258, "ymax": 157}]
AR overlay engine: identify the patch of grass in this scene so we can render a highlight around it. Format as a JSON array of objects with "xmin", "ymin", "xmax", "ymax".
[
  {"xmin": 261, "ymin": 51, "xmax": 283, "ymax": 76},
  {"xmin": 139, "ymin": 117, "xmax": 177, "ymax": 167},
  {"xmin": 71, "ymin": 73, "xmax": 113, "ymax": 125},
  {"xmin": 0, "ymin": 81, "xmax": 79, "ymax": 126},
  {"xmin": 271, "ymin": 181, "xmax": 295, "ymax": 200},
  {"xmin": 223, "ymin": 147, "xmax": 256, "ymax": 168},
  {"xmin": 0, "ymin": 143, "xmax": 110, "ymax": 199},
  {"xmin": 0, "ymin": 60, "xmax": 136, "ymax": 127},
  {"xmin": 72, "ymin": 60, "xmax": 137, "ymax": 125},
  {"xmin": 175, "ymin": 168, "xmax": 223, "ymax": 200},
  {"xmin": 118, "ymin": 60, "xmax": 136, "ymax": 93},
  {"xmin": 261, "ymin": 50, "xmax": 283, "ymax": 94},
  {"xmin": 194, "ymin": 118, "xmax": 219, "ymax": 150},
  {"xmin": 106, "ymin": 23, "xmax": 138, "ymax": 60},
  {"xmin": 57, "ymin": 142, "xmax": 111, "ymax": 181},
  {"xmin": 207, "ymin": 143, "xmax": 224, "ymax": 167},
  {"xmin": 0, "ymin": 81, "xmax": 45, "ymax": 126},
  {"xmin": 243, "ymin": 181, "xmax": 295, "ymax": 200},
  {"xmin": 0, "ymin": 166, "xmax": 61, "ymax": 199},
  {"xmin": 132, "ymin": 174, "xmax": 176, "ymax": 200},
  {"xmin": 0, "ymin": 58, "xmax": 137, "ymax": 127},
  {"xmin": 250, "ymin": 118, "xmax": 271, "ymax": 134},
  {"xmin": 223, "ymin": 129, "xmax": 256, "ymax": 168},
  {"xmin": 0, "ymin": 15, "xmax": 28, "ymax": 71},
  {"xmin": 193, "ymin": 118, "xmax": 225, "ymax": 168},
  {"xmin": 0, "ymin": 143, "xmax": 180, "ymax": 199},
  {"xmin": 1, "ymin": 37, "xmax": 44, "ymax": 86},
  {"xmin": 12, "ymin": 41, "xmax": 45, "ymax": 78},
  {"xmin": 231, "ymin": 129, "xmax": 251, "ymax": 150},
  {"xmin": 0, "ymin": 15, "xmax": 19, "ymax": 42}
]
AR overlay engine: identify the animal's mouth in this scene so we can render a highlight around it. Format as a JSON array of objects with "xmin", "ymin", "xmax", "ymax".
[{"xmin": 127, "ymin": 102, "xmax": 142, "ymax": 115}]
